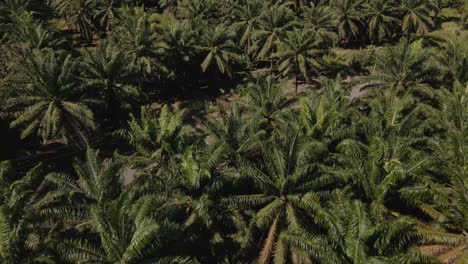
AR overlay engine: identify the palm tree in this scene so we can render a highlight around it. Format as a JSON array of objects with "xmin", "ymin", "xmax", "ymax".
[
  {"xmin": 362, "ymin": 0, "xmax": 400, "ymax": 43},
  {"xmin": 116, "ymin": 104, "xmax": 194, "ymax": 179},
  {"xmin": 81, "ymin": 41, "xmax": 137, "ymax": 127},
  {"xmin": 333, "ymin": 0, "xmax": 363, "ymax": 45},
  {"xmin": 94, "ymin": 0, "xmax": 122, "ymax": 32},
  {"xmin": 6, "ymin": 11, "xmax": 65, "ymax": 50},
  {"xmin": 252, "ymin": 2, "xmax": 295, "ymax": 62},
  {"xmin": 3, "ymin": 49, "xmax": 96, "ymax": 145},
  {"xmin": 364, "ymin": 39, "xmax": 439, "ymax": 96},
  {"xmin": 232, "ymin": 134, "xmax": 343, "ymax": 264},
  {"xmin": 335, "ymin": 92, "xmax": 445, "ymax": 220},
  {"xmin": 301, "ymin": 2, "xmax": 337, "ymax": 45},
  {"xmin": 163, "ymin": 149, "xmax": 246, "ymax": 262},
  {"xmin": 273, "ymin": 28, "xmax": 323, "ymax": 94},
  {"xmin": 198, "ymin": 24, "xmax": 239, "ymax": 78},
  {"xmin": 430, "ymin": 81, "xmax": 467, "ymax": 227},
  {"xmin": 48, "ymin": 0, "xmax": 96, "ymax": 42},
  {"xmin": 437, "ymin": 82, "xmax": 467, "ymax": 165},
  {"xmin": 176, "ymin": 0, "xmax": 217, "ymax": 22},
  {"xmin": 418, "ymin": 153, "xmax": 467, "ymax": 264},
  {"xmin": 418, "ymin": 159, "xmax": 468, "ymax": 264},
  {"xmin": 0, "ymin": 162, "xmax": 58, "ymax": 263},
  {"xmin": 0, "ymin": 0, "xmax": 43, "ymax": 24},
  {"xmin": 442, "ymin": 83, "xmax": 468, "ymax": 233},
  {"xmin": 297, "ymin": 76, "xmax": 354, "ymax": 143},
  {"xmin": 240, "ymin": 76, "xmax": 296, "ymax": 134},
  {"xmin": 202, "ymin": 103, "xmax": 263, "ymax": 166},
  {"xmin": 113, "ymin": 7, "xmax": 159, "ymax": 75},
  {"xmin": 232, "ymin": 0, "xmax": 262, "ymax": 57},
  {"xmin": 156, "ymin": 21, "xmax": 196, "ymax": 82},
  {"xmin": 438, "ymin": 41, "xmax": 468, "ymax": 85},
  {"xmin": 401, "ymin": 0, "xmax": 434, "ymax": 40},
  {"xmin": 60, "ymin": 193, "xmax": 192, "ymax": 263},
  {"xmin": 38, "ymin": 148, "xmax": 124, "ymax": 223},
  {"xmin": 416, "ymin": 80, "xmax": 468, "ymax": 264},
  {"xmin": 330, "ymin": 193, "xmax": 437, "ymax": 263},
  {"xmin": 0, "ymin": 0, "xmax": 32, "ymax": 17}
]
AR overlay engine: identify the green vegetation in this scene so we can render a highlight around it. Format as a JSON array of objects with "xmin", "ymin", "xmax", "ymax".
[{"xmin": 0, "ymin": 0, "xmax": 467, "ymax": 263}]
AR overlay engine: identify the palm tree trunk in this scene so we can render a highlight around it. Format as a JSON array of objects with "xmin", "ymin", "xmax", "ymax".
[
  {"xmin": 295, "ymin": 73, "xmax": 299, "ymax": 95},
  {"xmin": 406, "ymin": 29, "xmax": 411, "ymax": 46},
  {"xmin": 295, "ymin": 58, "xmax": 299, "ymax": 94},
  {"xmin": 270, "ymin": 59, "xmax": 274, "ymax": 76}
]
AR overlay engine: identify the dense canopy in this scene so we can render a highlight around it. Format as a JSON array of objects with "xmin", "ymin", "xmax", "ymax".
[{"xmin": 0, "ymin": 0, "xmax": 467, "ymax": 263}]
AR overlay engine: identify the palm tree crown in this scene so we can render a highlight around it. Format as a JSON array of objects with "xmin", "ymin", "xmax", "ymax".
[{"xmin": 3, "ymin": 49, "xmax": 96, "ymax": 144}]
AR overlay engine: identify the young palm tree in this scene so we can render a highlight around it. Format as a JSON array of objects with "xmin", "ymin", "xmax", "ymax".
[
  {"xmin": 401, "ymin": 0, "xmax": 434, "ymax": 40},
  {"xmin": 81, "ymin": 41, "xmax": 137, "ymax": 127},
  {"xmin": 232, "ymin": 134, "xmax": 343, "ymax": 264},
  {"xmin": 362, "ymin": 0, "xmax": 400, "ymax": 43},
  {"xmin": 3, "ymin": 49, "xmax": 96, "ymax": 144},
  {"xmin": 446, "ymin": 171, "xmax": 468, "ymax": 233},
  {"xmin": 333, "ymin": 0, "xmax": 363, "ymax": 45},
  {"xmin": 273, "ymin": 28, "xmax": 323, "ymax": 94},
  {"xmin": 198, "ymin": 24, "xmax": 239, "ymax": 78}
]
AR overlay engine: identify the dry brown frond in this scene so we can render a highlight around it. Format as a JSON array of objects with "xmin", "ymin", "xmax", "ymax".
[{"xmin": 259, "ymin": 214, "xmax": 280, "ymax": 264}]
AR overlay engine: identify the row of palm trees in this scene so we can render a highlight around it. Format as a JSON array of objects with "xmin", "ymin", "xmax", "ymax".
[
  {"xmin": 35, "ymin": 0, "xmax": 448, "ymax": 45},
  {"xmin": 0, "ymin": 71, "xmax": 466, "ymax": 263},
  {"xmin": 0, "ymin": 2, "xmax": 465, "ymax": 145},
  {"xmin": 1, "ymin": 0, "xmax": 452, "ymax": 76},
  {"xmin": 0, "ymin": 36, "xmax": 463, "ymax": 144}
]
